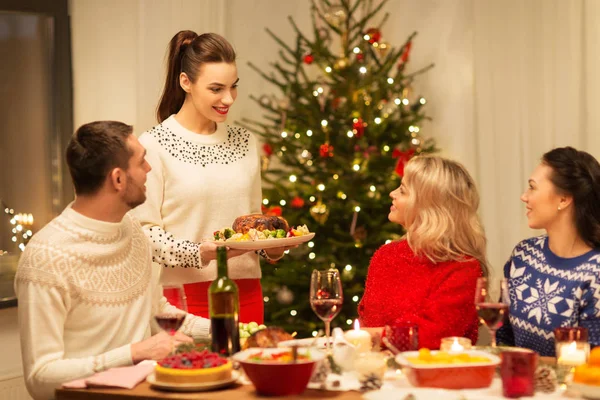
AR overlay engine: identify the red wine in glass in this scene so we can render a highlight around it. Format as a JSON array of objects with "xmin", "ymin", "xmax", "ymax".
[
  {"xmin": 311, "ymin": 299, "xmax": 343, "ymax": 321},
  {"xmin": 476, "ymin": 302, "xmax": 509, "ymax": 330},
  {"xmin": 474, "ymin": 277, "xmax": 509, "ymax": 347},
  {"xmin": 310, "ymin": 270, "xmax": 343, "ymax": 354},
  {"xmin": 155, "ymin": 314, "xmax": 185, "ymax": 335}
]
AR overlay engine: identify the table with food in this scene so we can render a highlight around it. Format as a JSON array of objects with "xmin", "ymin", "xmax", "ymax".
[{"xmin": 55, "ymin": 215, "xmax": 600, "ymax": 400}]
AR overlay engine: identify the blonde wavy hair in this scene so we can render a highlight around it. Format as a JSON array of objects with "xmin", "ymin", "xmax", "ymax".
[{"xmin": 402, "ymin": 155, "xmax": 488, "ymax": 277}]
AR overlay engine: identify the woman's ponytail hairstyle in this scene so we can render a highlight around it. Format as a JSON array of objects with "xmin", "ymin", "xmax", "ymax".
[
  {"xmin": 542, "ymin": 146, "xmax": 600, "ymax": 248},
  {"xmin": 156, "ymin": 31, "xmax": 236, "ymax": 123}
]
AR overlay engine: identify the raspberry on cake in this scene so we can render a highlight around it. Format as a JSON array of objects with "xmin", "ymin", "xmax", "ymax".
[{"xmin": 155, "ymin": 349, "xmax": 232, "ymax": 384}]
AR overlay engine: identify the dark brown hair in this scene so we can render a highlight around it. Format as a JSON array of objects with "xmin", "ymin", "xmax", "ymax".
[
  {"xmin": 66, "ymin": 121, "xmax": 133, "ymax": 195},
  {"xmin": 542, "ymin": 146, "xmax": 600, "ymax": 248},
  {"xmin": 156, "ymin": 31, "xmax": 237, "ymax": 123}
]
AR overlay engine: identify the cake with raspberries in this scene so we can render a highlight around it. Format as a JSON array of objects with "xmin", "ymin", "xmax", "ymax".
[{"xmin": 155, "ymin": 349, "xmax": 232, "ymax": 384}]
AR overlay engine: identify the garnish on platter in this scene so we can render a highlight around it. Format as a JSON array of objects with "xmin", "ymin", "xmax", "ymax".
[
  {"xmin": 210, "ymin": 214, "xmax": 315, "ymax": 250},
  {"xmin": 239, "ymin": 321, "xmax": 267, "ymax": 339},
  {"xmin": 213, "ymin": 214, "xmax": 310, "ymax": 242}
]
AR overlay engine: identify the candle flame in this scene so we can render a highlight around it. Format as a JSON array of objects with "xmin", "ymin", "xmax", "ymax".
[
  {"xmin": 450, "ymin": 338, "xmax": 464, "ymax": 352},
  {"xmin": 354, "ymin": 319, "xmax": 360, "ymax": 331},
  {"xmin": 567, "ymin": 341, "xmax": 577, "ymax": 352}
]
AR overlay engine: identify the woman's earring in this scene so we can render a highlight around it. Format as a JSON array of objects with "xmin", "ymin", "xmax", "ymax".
[{"xmin": 558, "ymin": 206, "xmax": 562, "ymax": 211}]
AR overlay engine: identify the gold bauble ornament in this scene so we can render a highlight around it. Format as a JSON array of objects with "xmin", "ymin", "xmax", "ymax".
[
  {"xmin": 323, "ymin": 5, "xmax": 347, "ymax": 28},
  {"xmin": 261, "ymin": 155, "xmax": 270, "ymax": 171},
  {"xmin": 310, "ymin": 201, "xmax": 330, "ymax": 225},
  {"xmin": 374, "ymin": 41, "xmax": 390, "ymax": 58},
  {"xmin": 334, "ymin": 57, "xmax": 349, "ymax": 70}
]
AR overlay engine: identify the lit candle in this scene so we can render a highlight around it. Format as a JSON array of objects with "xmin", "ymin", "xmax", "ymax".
[
  {"xmin": 557, "ymin": 341, "xmax": 587, "ymax": 366},
  {"xmin": 440, "ymin": 336, "xmax": 472, "ymax": 353},
  {"xmin": 344, "ymin": 319, "xmax": 372, "ymax": 353},
  {"xmin": 450, "ymin": 338, "xmax": 464, "ymax": 352}
]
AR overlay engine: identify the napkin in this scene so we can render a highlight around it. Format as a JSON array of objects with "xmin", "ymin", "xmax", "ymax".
[{"xmin": 62, "ymin": 361, "xmax": 155, "ymax": 389}]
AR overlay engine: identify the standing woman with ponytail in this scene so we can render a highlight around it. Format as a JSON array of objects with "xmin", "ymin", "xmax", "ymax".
[
  {"xmin": 497, "ymin": 147, "xmax": 600, "ymax": 356},
  {"xmin": 132, "ymin": 31, "xmax": 286, "ymax": 324}
]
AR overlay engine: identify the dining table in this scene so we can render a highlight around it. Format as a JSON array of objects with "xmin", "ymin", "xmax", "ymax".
[
  {"xmin": 55, "ymin": 382, "xmax": 365, "ymax": 400},
  {"xmin": 55, "ymin": 357, "xmax": 571, "ymax": 400}
]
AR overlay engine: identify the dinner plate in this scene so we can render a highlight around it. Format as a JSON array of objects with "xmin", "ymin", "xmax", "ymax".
[
  {"xmin": 570, "ymin": 382, "xmax": 600, "ymax": 399},
  {"xmin": 146, "ymin": 370, "xmax": 240, "ymax": 392},
  {"xmin": 210, "ymin": 232, "xmax": 315, "ymax": 250}
]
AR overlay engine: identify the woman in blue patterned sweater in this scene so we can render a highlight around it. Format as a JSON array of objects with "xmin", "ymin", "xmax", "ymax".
[{"xmin": 497, "ymin": 147, "xmax": 600, "ymax": 356}]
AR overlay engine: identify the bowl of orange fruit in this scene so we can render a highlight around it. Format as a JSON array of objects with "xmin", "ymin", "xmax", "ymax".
[
  {"xmin": 395, "ymin": 348, "xmax": 500, "ymax": 389},
  {"xmin": 570, "ymin": 347, "xmax": 600, "ymax": 399}
]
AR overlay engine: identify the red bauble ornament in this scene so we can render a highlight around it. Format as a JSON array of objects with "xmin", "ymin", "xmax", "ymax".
[
  {"xmin": 365, "ymin": 28, "xmax": 381, "ymax": 44},
  {"xmin": 392, "ymin": 148, "xmax": 416, "ymax": 177},
  {"xmin": 356, "ymin": 53, "xmax": 364, "ymax": 62},
  {"xmin": 303, "ymin": 53, "xmax": 314, "ymax": 64},
  {"xmin": 290, "ymin": 196, "xmax": 305, "ymax": 209},
  {"xmin": 263, "ymin": 143, "xmax": 273, "ymax": 157},
  {"xmin": 352, "ymin": 118, "xmax": 365, "ymax": 138},
  {"xmin": 261, "ymin": 205, "xmax": 283, "ymax": 216},
  {"xmin": 319, "ymin": 143, "xmax": 334, "ymax": 158},
  {"xmin": 332, "ymin": 97, "xmax": 342, "ymax": 109},
  {"xmin": 398, "ymin": 41, "xmax": 413, "ymax": 68}
]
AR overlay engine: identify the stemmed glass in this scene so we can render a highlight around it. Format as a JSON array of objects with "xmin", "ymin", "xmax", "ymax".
[
  {"xmin": 310, "ymin": 269, "xmax": 343, "ymax": 353},
  {"xmin": 155, "ymin": 285, "xmax": 188, "ymax": 351},
  {"xmin": 474, "ymin": 277, "xmax": 509, "ymax": 348},
  {"xmin": 163, "ymin": 284, "xmax": 188, "ymax": 313}
]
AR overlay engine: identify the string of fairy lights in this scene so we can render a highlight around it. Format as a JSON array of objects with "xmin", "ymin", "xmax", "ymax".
[
  {"xmin": 261, "ymin": 84, "xmax": 426, "ymax": 332},
  {"xmin": 1, "ymin": 202, "xmax": 34, "ymax": 254},
  {"xmin": 254, "ymin": 2, "xmax": 432, "ymax": 331}
]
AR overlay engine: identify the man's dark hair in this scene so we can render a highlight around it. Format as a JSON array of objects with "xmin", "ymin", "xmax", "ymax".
[{"xmin": 66, "ymin": 121, "xmax": 133, "ymax": 195}]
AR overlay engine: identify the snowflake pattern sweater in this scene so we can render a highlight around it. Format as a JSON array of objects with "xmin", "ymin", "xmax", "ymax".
[{"xmin": 497, "ymin": 235, "xmax": 600, "ymax": 356}]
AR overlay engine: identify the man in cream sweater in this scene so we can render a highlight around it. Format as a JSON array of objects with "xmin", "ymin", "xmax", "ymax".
[{"xmin": 15, "ymin": 121, "xmax": 210, "ymax": 400}]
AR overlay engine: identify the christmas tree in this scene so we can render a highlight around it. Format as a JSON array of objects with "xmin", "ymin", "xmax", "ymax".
[{"xmin": 239, "ymin": 0, "xmax": 435, "ymax": 336}]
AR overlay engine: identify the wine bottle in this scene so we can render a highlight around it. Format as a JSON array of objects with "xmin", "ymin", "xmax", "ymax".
[{"xmin": 209, "ymin": 246, "xmax": 241, "ymax": 356}]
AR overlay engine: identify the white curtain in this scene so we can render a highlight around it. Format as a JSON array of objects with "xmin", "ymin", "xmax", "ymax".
[
  {"xmin": 473, "ymin": 0, "xmax": 600, "ymax": 274},
  {"xmin": 69, "ymin": 0, "xmax": 600, "ymax": 278}
]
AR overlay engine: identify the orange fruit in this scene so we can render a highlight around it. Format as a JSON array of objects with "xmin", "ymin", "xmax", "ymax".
[
  {"xmin": 574, "ymin": 365, "xmax": 591, "ymax": 383},
  {"xmin": 574, "ymin": 364, "xmax": 600, "ymax": 385},
  {"xmin": 589, "ymin": 347, "xmax": 600, "ymax": 367}
]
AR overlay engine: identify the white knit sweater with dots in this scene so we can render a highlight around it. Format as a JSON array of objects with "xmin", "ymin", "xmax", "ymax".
[
  {"xmin": 131, "ymin": 115, "xmax": 263, "ymax": 285},
  {"xmin": 15, "ymin": 206, "xmax": 210, "ymax": 400}
]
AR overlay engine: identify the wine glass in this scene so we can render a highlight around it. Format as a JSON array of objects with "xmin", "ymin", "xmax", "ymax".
[
  {"xmin": 310, "ymin": 269, "xmax": 343, "ymax": 353},
  {"xmin": 163, "ymin": 284, "xmax": 188, "ymax": 312},
  {"xmin": 474, "ymin": 277, "xmax": 509, "ymax": 348},
  {"xmin": 155, "ymin": 285, "xmax": 187, "ymax": 353}
]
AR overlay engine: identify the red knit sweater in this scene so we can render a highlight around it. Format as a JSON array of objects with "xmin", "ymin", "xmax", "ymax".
[{"xmin": 358, "ymin": 240, "xmax": 483, "ymax": 350}]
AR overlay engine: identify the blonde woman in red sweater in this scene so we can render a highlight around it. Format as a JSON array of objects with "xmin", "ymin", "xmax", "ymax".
[{"xmin": 358, "ymin": 155, "xmax": 488, "ymax": 349}]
